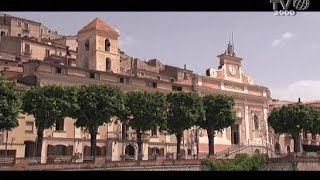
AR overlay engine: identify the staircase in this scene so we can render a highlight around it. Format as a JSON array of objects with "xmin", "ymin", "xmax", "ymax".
[
  {"xmin": 215, "ymin": 144, "xmax": 245, "ymax": 159},
  {"xmin": 215, "ymin": 143, "xmax": 278, "ymax": 159}
]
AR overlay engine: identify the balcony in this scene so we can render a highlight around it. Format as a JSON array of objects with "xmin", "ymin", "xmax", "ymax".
[
  {"xmin": 23, "ymin": 50, "xmax": 32, "ymax": 56},
  {"xmin": 52, "ymin": 131, "xmax": 67, "ymax": 138},
  {"xmin": 22, "ymin": 27, "xmax": 30, "ymax": 33}
]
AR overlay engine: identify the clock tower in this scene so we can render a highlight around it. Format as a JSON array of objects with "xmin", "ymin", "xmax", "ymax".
[{"xmin": 217, "ymin": 42, "xmax": 243, "ymax": 82}]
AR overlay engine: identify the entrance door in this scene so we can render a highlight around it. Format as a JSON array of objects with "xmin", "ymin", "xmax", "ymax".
[{"xmin": 231, "ymin": 124, "xmax": 240, "ymax": 145}]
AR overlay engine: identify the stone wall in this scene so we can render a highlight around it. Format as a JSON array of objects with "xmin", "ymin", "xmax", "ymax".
[{"xmin": 0, "ymin": 157, "xmax": 202, "ymax": 171}]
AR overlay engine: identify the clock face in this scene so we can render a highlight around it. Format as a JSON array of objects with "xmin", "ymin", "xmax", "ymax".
[{"xmin": 228, "ymin": 65, "xmax": 237, "ymax": 76}]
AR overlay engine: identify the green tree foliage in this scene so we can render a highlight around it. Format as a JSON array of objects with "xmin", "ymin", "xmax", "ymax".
[
  {"xmin": 71, "ymin": 85, "xmax": 125, "ymax": 161},
  {"xmin": 201, "ymin": 153, "xmax": 266, "ymax": 171},
  {"xmin": 0, "ymin": 75, "xmax": 21, "ymax": 132},
  {"xmin": 166, "ymin": 92, "xmax": 205, "ymax": 159},
  {"xmin": 124, "ymin": 91, "xmax": 168, "ymax": 160},
  {"xmin": 304, "ymin": 107, "xmax": 320, "ymax": 138},
  {"xmin": 268, "ymin": 104, "xmax": 317, "ymax": 152},
  {"xmin": 197, "ymin": 95, "xmax": 236, "ymax": 155},
  {"xmin": 22, "ymin": 85, "xmax": 71, "ymax": 157}
]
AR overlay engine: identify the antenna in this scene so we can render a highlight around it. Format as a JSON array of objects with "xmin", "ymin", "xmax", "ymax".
[{"xmin": 232, "ymin": 32, "xmax": 234, "ymax": 53}]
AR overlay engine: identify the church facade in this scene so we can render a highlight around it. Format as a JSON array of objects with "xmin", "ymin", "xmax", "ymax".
[{"xmin": 0, "ymin": 16, "xmax": 272, "ymax": 163}]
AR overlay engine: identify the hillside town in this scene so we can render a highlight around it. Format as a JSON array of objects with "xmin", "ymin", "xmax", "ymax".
[{"xmin": 0, "ymin": 13, "xmax": 320, "ymax": 171}]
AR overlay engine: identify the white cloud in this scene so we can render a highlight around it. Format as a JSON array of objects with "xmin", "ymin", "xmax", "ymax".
[
  {"xmin": 271, "ymin": 80, "xmax": 320, "ymax": 102},
  {"xmin": 272, "ymin": 39, "xmax": 281, "ymax": 47},
  {"xmin": 271, "ymin": 32, "xmax": 296, "ymax": 47},
  {"xmin": 281, "ymin": 32, "xmax": 294, "ymax": 39}
]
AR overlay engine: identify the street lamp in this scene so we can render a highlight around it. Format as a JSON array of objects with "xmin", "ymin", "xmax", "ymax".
[{"xmin": 192, "ymin": 127, "xmax": 203, "ymax": 159}]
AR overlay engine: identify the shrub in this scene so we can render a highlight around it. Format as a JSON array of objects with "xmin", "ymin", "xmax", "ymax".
[{"xmin": 201, "ymin": 153, "xmax": 266, "ymax": 171}]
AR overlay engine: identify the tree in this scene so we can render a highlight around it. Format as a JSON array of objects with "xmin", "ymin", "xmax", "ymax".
[
  {"xmin": 71, "ymin": 85, "xmax": 125, "ymax": 162},
  {"xmin": 0, "ymin": 75, "xmax": 21, "ymax": 132},
  {"xmin": 197, "ymin": 95, "xmax": 236, "ymax": 155},
  {"xmin": 22, "ymin": 85, "xmax": 71, "ymax": 158},
  {"xmin": 303, "ymin": 107, "xmax": 320, "ymax": 141},
  {"xmin": 165, "ymin": 92, "xmax": 205, "ymax": 159},
  {"xmin": 123, "ymin": 91, "xmax": 167, "ymax": 160},
  {"xmin": 268, "ymin": 104, "xmax": 316, "ymax": 153}
]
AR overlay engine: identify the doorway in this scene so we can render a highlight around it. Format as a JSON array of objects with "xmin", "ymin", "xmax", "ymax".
[
  {"xmin": 24, "ymin": 141, "xmax": 36, "ymax": 157},
  {"xmin": 125, "ymin": 144, "xmax": 135, "ymax": 160},
  {"xmin": 231, "ymin": 124, "xmax": 240, "ymax": 145}
]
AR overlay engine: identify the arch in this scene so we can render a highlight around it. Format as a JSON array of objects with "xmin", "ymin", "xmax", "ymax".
[
  {"xmin": 54, "ymin": 144, "xmax": 67, "ymax": 156},
  {"xmin": 125, "ymin": 144, "xmax": 135, "ymax": 160},
  {"xmin": 105, "ymin": 39, "xmax": 111, "ymax": 51},
  {"xmin": 151, "ymin": 147, "xmax": 160, "ymax": 155},
  {"xmin": 83, "ymin": 146, "xmax": 91, "ymax": 156},
  {"xmin": 106, "ymin": 58, "xmax": 112, "ymax": 71},
  {"xmin": 24, "ymin": 141, "xmax": 36, "ymax": 157},
  {"xmin": 287, "ymin": 145, "xmax": 291, "ymax": 153},
  {"xmin": 180, "ymin": 149, "xmax": 186, "ymax": 159},
  {"xmin": 254, "ymin": 149, "xmax": 260, "ymax": 154}
]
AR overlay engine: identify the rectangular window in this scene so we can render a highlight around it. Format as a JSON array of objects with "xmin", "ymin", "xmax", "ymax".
[
  {"xmin": 156, "ymin": 75, "xmax": 161, "ymax": 80},
  {"xmin": 56, "ymin": 67, "xmax": 62, "ymax": 74},
  {"xmin": 18, "ymin": 33, "xmax": 21, "ymax": 37},
  {"xmin": 55, "ymin": 119, "xmax": 64, "ymax": 131},
  {"xmin": 24, "ymin": 23, "xmax": 29, "ymax": 30},
  {"xmin": 187, "ymin": 149, "xmax": 192, "ymax": 155},
  {"xmin": 151, "ymin": 126, "xmax": 157, "ymax": 137},
  {"xmin": 172, "ymin": 85, "xmax": 182, "ymax": 91},
  {"xmin": 40, "ymin": 29, "xmax": 43, "ymax": 34},
  {"xmin": 89, "ymin": 72, "xmax": 95, "ymax": 79},
  {"xmin": 0, "ymin": 31, "xmax": 5, "ymax": 36},
  {"xmin": 25, "ymin": 122, "xmax": 34, "ymax": 133},
  {"xmin": 120, "ymin": 77, "xmax": 129, "ymax": 84},
  {"xmin": 17, "ymin": 21, "xmax": 21, "ymax": 27},
  {"xmin": 146, "ymin": 81, "xmax": 157, "ymax": 88},
  {"xmin": 45, "ymin": 49, "xmax": 50, "ymax": 57},
  {"xmin": 312, "ymin": 134, "xmax": 316, "ymax": 140},
  {"xmin": 24, "ymin": 44, "xmax": 31, "ymax": 55}
]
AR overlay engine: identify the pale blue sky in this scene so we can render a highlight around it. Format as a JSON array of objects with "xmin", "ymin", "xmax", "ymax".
[{"xmin": 4, "ymin": 12, "xmax": 320, "ymax": 101}]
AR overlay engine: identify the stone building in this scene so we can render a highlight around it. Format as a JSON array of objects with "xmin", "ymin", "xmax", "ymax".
[
  {"xmin": 0, "ymin": 16, "xmax": 272, "ymax": 163},
  {"xmin": 269, "ymin": 99, "xmax": 320, "ymax": 155},
  {"xmin": 0, "ymin": 13, "xmax": 61, "ymax": 40}
]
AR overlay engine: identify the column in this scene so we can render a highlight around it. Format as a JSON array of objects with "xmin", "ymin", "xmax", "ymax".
[
  {"xmin": 263, "ymin": 108, "xmax": 269, "ymax": 143},
  {"xmin": 245, "ymin": 105, "xmax": 250, "ymax": 143}
]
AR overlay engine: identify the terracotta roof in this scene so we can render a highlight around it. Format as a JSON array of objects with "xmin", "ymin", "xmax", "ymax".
[{"xmin": 78, "ymin": 18, "xmax": 119, "ymax": 35}]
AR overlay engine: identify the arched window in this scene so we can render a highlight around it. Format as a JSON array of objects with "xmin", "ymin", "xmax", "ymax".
[
  {"xmin": 105, "ymin": 39, "xmax": 111, "ymax": 52},
  {"xmin": 85, "ymin": 39, "xmax": 89, "ymax": 51},
  {"xmin": 254, "ymin": 114, "xmax": 259, "ymax": 130},
  {"xmin": 106, "ymin": 58, "xmax": 111, "ymax": 71},
  {"xmin": 287, "ymin": 145, "xmax": 291, "ymax": 153}
]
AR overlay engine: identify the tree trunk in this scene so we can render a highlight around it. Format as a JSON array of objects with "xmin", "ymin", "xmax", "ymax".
[
  {"xmin": 90, "ymin": 132, "xmax": 97, "ymax": 162},
  {"xmin": 36, "ymin": 129, "xmax": 44, "ymax": 158},
  {"xmin": 293, "ymin": 134, "xmax": 301, "ymax": 153},
  {"xmin": 137, "ymin": 129, "xmax": 143, "ymax": 161},
  {"xmin": 207, "ymin": 128, "xmax": 215, "ymax": 155},
  {"xmin": 176, "ymin": 132, "xmax": 182, "ymax": 160}
]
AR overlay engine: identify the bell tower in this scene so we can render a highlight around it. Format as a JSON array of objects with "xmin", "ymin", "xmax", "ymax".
[
  {"xmin": 218, "ymin": 34, "xmax": 243, "ymax": 81},
  {"xmin": 77, "ymin": 18, "xmax": 120, "ymax": 73}
]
